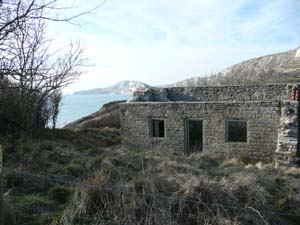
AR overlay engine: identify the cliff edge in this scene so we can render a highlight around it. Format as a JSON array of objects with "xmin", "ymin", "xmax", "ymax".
[{"xmin": 63, "ymin": 100, "xmax": 125, "ymax": 131}]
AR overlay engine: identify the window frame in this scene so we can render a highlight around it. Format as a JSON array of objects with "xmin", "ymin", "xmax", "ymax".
[
  {"xmin": 225, "ymin": 119, "xmax": 248, "ymax": 143},
  {"xmin": 149, "ymin": 118, "xmax": 166, "ymax": 138}
]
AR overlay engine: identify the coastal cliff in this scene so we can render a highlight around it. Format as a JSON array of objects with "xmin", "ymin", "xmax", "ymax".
[{"xmin": 63, "ymin": 101, "xmax": 125, "ymax": 131}]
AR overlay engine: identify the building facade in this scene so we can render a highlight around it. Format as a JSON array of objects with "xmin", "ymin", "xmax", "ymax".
[{"xmin": 120, "ymin": 84, "xmax": 300, "ymax": 167}]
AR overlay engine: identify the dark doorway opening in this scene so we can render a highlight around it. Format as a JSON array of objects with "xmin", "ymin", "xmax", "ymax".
[{"xmin": 186, "ymin": 119, "xmax": 203, "ymax": 154}]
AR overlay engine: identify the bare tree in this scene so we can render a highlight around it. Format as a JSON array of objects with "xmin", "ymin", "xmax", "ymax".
[
  {"xmin": 49, "ymin": 90, "xmax": 62, "ymax": 129},
  {"xmin": 0, "ymin": 0, "xmax": 100, "ymax": 134},
  {"xmin": 1, "ymin": 18, "xmax": 87, "ymax": 132},
  {"xmin": 0, "ymin": 2, "xmax": 99, "ymax": 224},
  {"xmin": 0, "ymin": 0, "xmax": 104, "ymax": 41}
]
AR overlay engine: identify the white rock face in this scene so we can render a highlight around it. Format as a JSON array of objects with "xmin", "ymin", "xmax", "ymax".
[
  {"xmin": 113, "ymin": 80, "xmax": 151, "ymax": 94},
  {"xmin": 295, "ymin": 47, "xmax": 300, "ymax": 58},
  {"xmin": 74, "ymin": 80, "xmax": 151, "ymax": 95},
  {"xmin": 170, "ymin": 47, "xmax": 300, "ymax": 87}
]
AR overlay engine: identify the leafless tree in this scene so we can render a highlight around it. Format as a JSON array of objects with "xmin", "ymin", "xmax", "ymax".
[
  {"xmin": 0, "ymin": 0, "xmax": 104, "ymax": 41},
  {"xmin": 1, "ymin": 19, "xmax": 87, "ymax": 132},
  {"xmin": 0, "ymin": 0, "xmax": 101, "ymax": 134},
  {"xmin": 49, "ymin": 90, "xmax": 62, "ymax": 129}
]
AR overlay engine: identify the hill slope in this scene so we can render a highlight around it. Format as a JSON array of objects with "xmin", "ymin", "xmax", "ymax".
[
  {"xmin": 74, "ymin": 80, "xmax": 151, "ymax": 95},
  {"xmin": 3, "ymin": 128, "xmax": 300, "ymax": 225},
  {"xmin": 73, "ymin": 48, "xmax": 300, "ymax": 95},
  {"xmin": 63, "ymin": 100, "xmax": 125, "ymax": 131},
  {"xmin": 172, "ymin": 47, "xmax": 300, "ymax": 87}
]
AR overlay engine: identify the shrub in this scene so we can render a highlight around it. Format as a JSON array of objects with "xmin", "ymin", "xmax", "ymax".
[
  {"xmin": 63, "ymin": 160, "xmax": 86, "ymax": 177},
  {"xmin": 48, "ymin": 185, "xmax": 71, "ymax": 204},
  {"xmin": 87, "ymin": 155, "xmax": 104, "ymax": 171},
  {"xmin": 13, "ymin": 194, "xmax": 54, "ymax": 225}
]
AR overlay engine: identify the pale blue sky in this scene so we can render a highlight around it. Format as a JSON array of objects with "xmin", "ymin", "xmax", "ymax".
[{"xmin": 49, "ymin": 0, "xmax": 300, "ymax": 93}]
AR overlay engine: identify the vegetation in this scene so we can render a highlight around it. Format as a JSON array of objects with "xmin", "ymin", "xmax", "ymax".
[
  {"xmin": 1, "ymin": 3, "xmax": 300, "ymax": 224},
  {"xmin": 3, "ymin": 128, "xmax": 300, "ymax": 225},
  {"xmin": 3, "ymin": 127, "xmax": 120, "ymax": 225},
  {"xmin": 0, "ymin": 0, "xmax": 105, "ymax": 136},
  {"xmin": 61, "ymin": 149, "xmax": 300, "ymax": 225}
]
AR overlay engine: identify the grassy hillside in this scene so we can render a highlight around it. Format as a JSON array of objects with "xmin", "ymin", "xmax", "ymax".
[
  {"xmin": 3, "ymin": 128, "xmax": 300, "ymax": 225},
  {"xmin": 3, "ymin": 128, "xmax": 120, "ymax": 225}
]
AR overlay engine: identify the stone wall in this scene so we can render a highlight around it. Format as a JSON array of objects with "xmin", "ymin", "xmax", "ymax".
[
  {"xmin": 120, "ymin": 101, "xmax": 281, "ymax": 162},
  {"xmin": 132, "ymin": 84, "xmax": 292, "ymax": 102},
  {"xmin": 275, "ymin": 101, "xmax": 299, "ymax": 167}
]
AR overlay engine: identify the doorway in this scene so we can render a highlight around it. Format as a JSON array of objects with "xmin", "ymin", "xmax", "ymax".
[{"xmin": 185, "ymin": 119, "xmax": 203, "ymax": 154}]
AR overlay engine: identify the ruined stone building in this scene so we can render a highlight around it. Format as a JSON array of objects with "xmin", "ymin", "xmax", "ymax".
[{"xmin": 120, "ymin": 83, "xmax": 300, "ymax": 167}]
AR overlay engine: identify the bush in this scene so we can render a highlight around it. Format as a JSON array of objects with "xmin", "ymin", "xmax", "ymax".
[
  {"xmin": 5, "ymin": 171, "xmax": 54, "ymax": 194},
  {"xmin": 48, "ymin": 185, "xmax": 71, "ymax": 204},
  {"xmin": 13, "ymin": 194, "xmax": 54, "ymax": 225},
  {"xmin": 87, "ymin": 155, "xmax": 104, "ymax": 171},
  {"xmin": 63, "ymin": 160, "xmax": 86, "ymax": 177}
]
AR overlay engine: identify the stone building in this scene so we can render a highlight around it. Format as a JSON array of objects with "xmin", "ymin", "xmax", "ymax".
[{"xmin": 120, "ymin": 83, "xmax": 300, "ymax": 167}]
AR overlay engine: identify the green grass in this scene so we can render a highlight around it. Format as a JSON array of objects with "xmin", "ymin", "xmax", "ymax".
[
  {"xmin": 48, "ymin": 185, "xmax": 71, "ymax": 204},
  {"xmin": 3, "ymin": 128, "xmax": 300, "ymax": 225},
  {"xmin": 3, "ymin": 127, "xmax": 121, "ymax": 225},
  {"xmin": 13, "ymin": 194, "xmax": 55, "ymax": 225}
]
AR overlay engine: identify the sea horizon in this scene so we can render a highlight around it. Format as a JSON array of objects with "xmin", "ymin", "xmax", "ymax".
[{"xmin": 57, "ymin": 93, "xmax": 131, "ymax": 128}]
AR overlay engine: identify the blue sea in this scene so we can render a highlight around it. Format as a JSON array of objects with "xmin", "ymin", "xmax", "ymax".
[{"xmin": 57, "ymin": 94, "xmax": 131, "ymax": 127}]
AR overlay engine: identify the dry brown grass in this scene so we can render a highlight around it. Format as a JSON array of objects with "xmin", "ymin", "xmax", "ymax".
[{"xmin": 59, "ymin": 148, "xmax": 300, "ymax": 225}]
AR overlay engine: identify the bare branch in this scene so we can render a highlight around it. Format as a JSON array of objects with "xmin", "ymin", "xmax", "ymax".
[{"xmin": 0, "ymin": 0, "xmax": 94, "ymax": 133}]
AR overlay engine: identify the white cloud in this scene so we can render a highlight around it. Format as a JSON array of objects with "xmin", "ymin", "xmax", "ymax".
[{"xmin": 48, "ymin": 0, "xmax": 300, "ymax": 93}]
